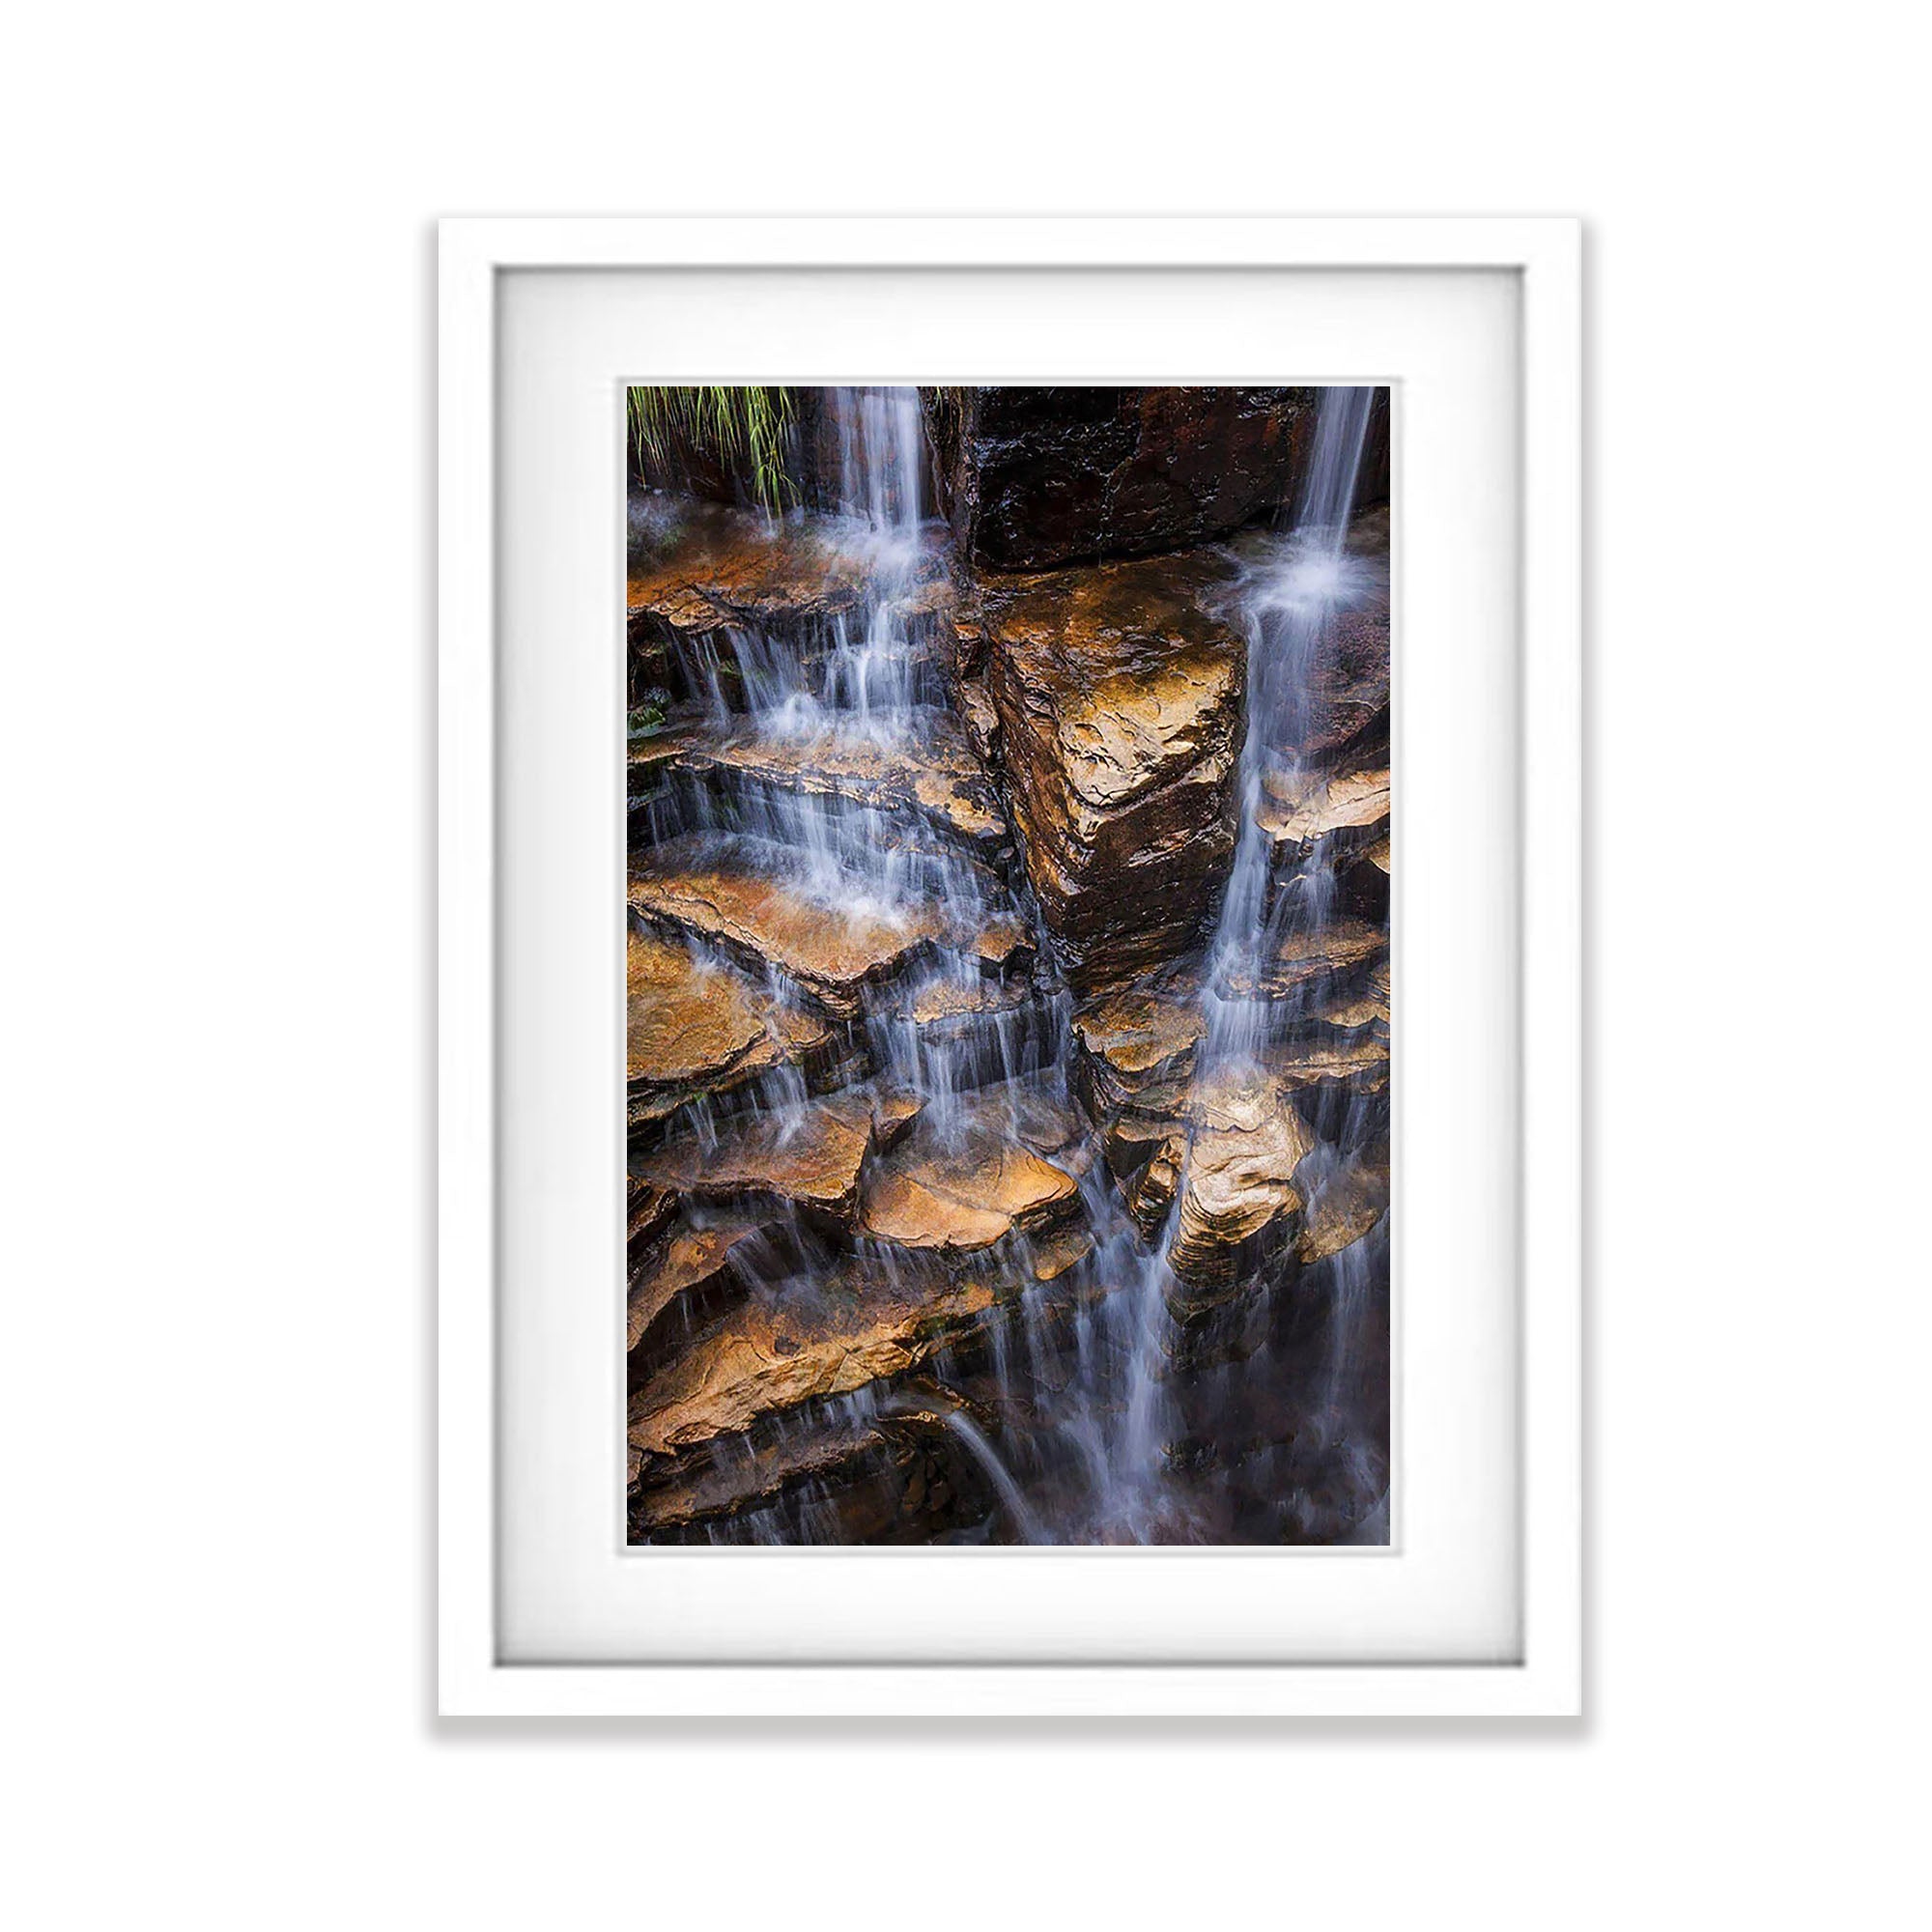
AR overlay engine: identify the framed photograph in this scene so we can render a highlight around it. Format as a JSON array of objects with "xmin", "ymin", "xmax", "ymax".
[{"xmin": 440, "ymin": 217, "xmax": 1581, "ymax": 1717}]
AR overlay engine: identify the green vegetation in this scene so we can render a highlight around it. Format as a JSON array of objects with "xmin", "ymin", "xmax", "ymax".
[{"xmin": 626, "ymin": 385, "xmax": 799, "ymax": 514}]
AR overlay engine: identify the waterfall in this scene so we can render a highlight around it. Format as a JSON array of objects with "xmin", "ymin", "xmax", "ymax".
[
  {"xmin": 630, "ymin": 384, "xmax": 1388, "ymax": 1548},
  {"xmin": 1087, "ymin": 386, "xmax": 1381, "ymax": 1540},
  {"xmin": 640, "ymin": 387, "xmax": 993, "ymax": 1141},
  {"xmin": 928, "ymin": 1408, "xmax": 1049, "ymax": 1546},
  {"xmin": 828, "ymin": 384, "xmax": 924, "ymax": 547},
  {"xmin": 1206, "ymin": 384, "xmax": 1375, "ymax": 1056}
]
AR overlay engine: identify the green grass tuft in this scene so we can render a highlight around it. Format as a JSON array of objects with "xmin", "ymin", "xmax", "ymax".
[{"xmin": 627, "ymin": 385, "xmax": 799, "ymax": 514}]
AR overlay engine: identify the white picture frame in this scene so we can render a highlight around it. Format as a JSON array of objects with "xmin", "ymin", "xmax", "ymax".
[{"xmin": 439, "ymin": 216, "xmax": 1582, "ymax": 1719}]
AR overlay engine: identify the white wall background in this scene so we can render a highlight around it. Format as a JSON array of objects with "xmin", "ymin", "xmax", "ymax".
[{"xmin": 3, "ymin": 6, "xmax": 1923, "ymax": 1926}]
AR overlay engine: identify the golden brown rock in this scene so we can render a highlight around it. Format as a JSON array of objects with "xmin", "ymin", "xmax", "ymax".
[
  {"xmin": 967, "ymin": 913, "xmax": 1033, "ymax": 972},
  {"xmin": 628, "ymin": 1259, "xmax": 997, "ymax": 1460},
  {"xmin": 1314, "ymin": 956, "xmax": 1390, "ymax": 1033},
  {"xmin": 629, "ymin": 838, "xmax": 956, "ymax": 1017},
  {"xmin": 1259, "ymin": 762, "xmax": 1391, "ymax": 864},
  {"xmin": 627, "ymin": 500, "xmax": 937, "ymax": 639},
  {"xmin": 627, "ymin": 500, "xmax": 952, "ymax": 705},
  {"xmin": 958, "ymin": 674, "xmax": 1002, "ymax": 766},
  {"xmin": 1028, "ymin": 1227, "xmax": 1095, "ymax": 1282},
  {"xmin": 1221, "ymin": 917, "xmax": 1387, "ymax": 1003},
  {"xmin": 899, "ymin": 974, "xmax": 1032, "ymax": 1030},
  {"xmin": 1265, "ymin": 1031, "xmax": 1391, "ymax": 1097},
  {"xmin": 860, "ymin": 1105, "xmax": 1079, "ymax": 1255},
  {"xmin": 1294, "ymin": 1144, "xmax": 1391, "ymax": 1265},
  {"xmin": 1167, "ymin": 1069, "xmax": 1318, "ymax": 1292},
  {"xmin": 986, "ymin": 1073, "xmax": 1089, "ymax": 1164},
  {"xmin": 1073, "ymin": 988, "xmax": 1206, "ymax": 1109},
  {"xmin": 626, "ymin": 927, "xmax": 831, "ymax": 1126},
  {"xmin": 1102, "ymin": 1108, "xmax": 1183, "ymax": 1182},
  {"xmin": 980, "ymin": 551, "xmax": 1246, "ymax": 993},
  {"xmin": 1124, "ymin": 1132, "xmax": 1185, "ymax": 1237},
  {"xmin": 634, "ymin": 1091, "xmax": 885, "ymax": 1227},
  {"xmin": 867, "ymin": 1086, "xmax": 926, "ymax": 1150},
  {"xmin": 627, "ymin": 1213, "xmax": 784, "ymax": 1390}
]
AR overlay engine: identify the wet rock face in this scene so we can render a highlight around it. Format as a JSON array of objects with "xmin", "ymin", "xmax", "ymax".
[
  {"xmin": 633, "ymin": 1088, "xmax": 891, "ymax": 1230},
  {"xmin": 978, "ymin": 551, "xmax": 1247, "ymax": 995},
  {"xmin": 627, "ymin": 497, "xmax": 952, "ymax": 707},
  {"xmin": 1260, "ymin": 763, "xmax": 1390, "ymax": 869},
  {"xmin": 629, "ymin": 835, "xmax": 1030, "ymax": 1020},
  {"xmin": 1168, "ymin": 1068, "xmax": 1319, "ymax": 1300},
  {"xmin": 629, "ymin": 499, "xmax": 873, "ymax": 632},
  {"xmin": 624, "ymin": 395, "xmax": 1393, "ymax": 1547},
  {"xmin": 929, "ymin": 387, "xmax": 1317, "ymax": 569},
  {"xmin": 630, "ymin": 708, "xmax": 1009, "ymax": 859},
  {"xmin": 628, "ymin": 1258, "xmax": 999, "ymax": 1462},
  {"xmin": 626, "ymin": 927, "xmax": 833, "ymax": 1133},
  {"xmin": 1295, "ymin": 1139, "xmax": 1390, "ymax": 1265},
  {"xmin": 859, "ymin": 1087, "xmax": 1083, "ymax": 1256}
]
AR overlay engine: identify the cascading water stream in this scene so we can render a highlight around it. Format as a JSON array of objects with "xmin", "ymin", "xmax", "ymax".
[
  {"xmin": 631, "ymin": 384, "xmax": 1388, "ymax": 1547},
  {"xmin": 638, "ymin": 385, "xmax": 1063, "ymax": 1536},
  {"xmin": 1085, "ymin": 386, "xmax": 1381, "ymax": 1539},
  {"xmin": 1207, "ymin": 384, "xmax": 1375, "ymax": 1045}
]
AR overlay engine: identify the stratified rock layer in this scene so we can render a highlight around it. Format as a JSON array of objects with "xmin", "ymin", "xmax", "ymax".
[
  {"xmin": 859, "ymin": 1094, "xmax": 1080, "ymax": 1256},
  {"xmin": 627, "ymin": 1257, "xmax": 997, "ymax": 1461},
  {"xmin": 978, "ymin": 551, "xmax": 1246, "ymax": 994},
  {"xmin": 629, "ymin": 837, "xmax": 1028, "ymax": 1019},
  {"xmin": 1166, "ymin": 1068, "xmax": 1318, "ymax": 1297},
  {"xmin": 627, "ymin": 499, "xmax": 951, "ymax": 703},
  {"xmin": 630, "ymin": 708, "xmax": 1009, "ymax": 855},
  {"xmin": 633, "ymin": 1087, "xmax": 914, "ymax": 1230},
  {"xmin": 627, "ymin": 927, "xmax": 832, "ymax": 1129},
  {"xmin": 1294, "ymin": 1141, "xmax": 1391, "ymax": 1265},
  {"xmin": 1259, "ymin": 762, "xmax": 1391, "ymax": 867}
]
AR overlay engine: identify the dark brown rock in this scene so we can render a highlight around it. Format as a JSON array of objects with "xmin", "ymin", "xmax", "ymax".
[
  {"xmin": 927, "ymin": 386, "xmax": 1316, "ymax": 569},
  {"xmin": 1228, "ymin": 509, "xmax": 1392, "ymax": 764},
  {"xmin": 1352, "ymin": 389, "xmax": 1392, "ymax": 518},
  {"xmin": 629, "ymin": 1413, "xmax": 889, "ymax": 1535},
  {"xmin": 629, "ymin": 707, "xmax": 1008, "ymax": 855}
]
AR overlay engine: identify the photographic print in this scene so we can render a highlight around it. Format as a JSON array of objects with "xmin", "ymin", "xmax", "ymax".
[{"xmin": 625, "ymin": 385, "xmax": 1390, "ymax": 1546}]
